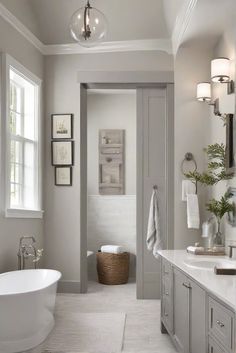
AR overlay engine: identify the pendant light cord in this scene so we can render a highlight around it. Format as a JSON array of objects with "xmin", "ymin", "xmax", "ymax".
[{"xmin": 83, "ymin": 0, "xmax": 92, "ymax": 40}]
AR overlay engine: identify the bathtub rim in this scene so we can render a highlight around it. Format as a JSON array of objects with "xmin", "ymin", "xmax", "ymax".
[{"xmin": 0, "ymin": 269, "xmax": 62, "ymax": 297}]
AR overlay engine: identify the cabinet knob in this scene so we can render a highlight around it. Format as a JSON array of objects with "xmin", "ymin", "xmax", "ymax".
[
  {"xmin": 164, "ymin": 271, "xmax": 169, "ymax": 275},
  {"xmin": 182, "ymin": 282, "xmax": 191, "ymax": 289},
  {"xmin": 165, "ymin": 291, "xmax": 169, "ymax": 296},
  {"xmin": 164, "ymin": 312, "xmax": 168, "ymax": 317},
  {"xmin": 216, "ymin": 320, "xmax": 225, "ymax": 328}
]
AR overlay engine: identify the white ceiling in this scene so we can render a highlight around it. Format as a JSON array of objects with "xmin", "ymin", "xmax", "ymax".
[
  {"xmin": 163, "ymin": 0, "xmax": 185, "ymax": 34},
  {"xmin": 0, "ymin": 0, "xmax": 235, "ymax": 53},
  {"xmin": 0, "ymin": 0, "xmax": 178, "ymax": 45}
]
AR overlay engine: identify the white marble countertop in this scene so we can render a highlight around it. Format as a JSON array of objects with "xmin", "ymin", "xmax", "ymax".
[{"xmin": 158, "ymin": 250, "xmax": 236, "ymax": 312}]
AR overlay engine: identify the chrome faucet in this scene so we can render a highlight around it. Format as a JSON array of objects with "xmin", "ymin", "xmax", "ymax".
[
  {"xmin": 18, "ymin": 236, "xmax": 43, "ymax": 270},
  {"xmin": 228, "ymin": 245, "xmax": 236, "ymax": 258}
]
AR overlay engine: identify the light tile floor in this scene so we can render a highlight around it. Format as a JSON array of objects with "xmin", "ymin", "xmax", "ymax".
[{"xmin": 26, "ymin": 281, "xmax": 177, "ymax": 353}]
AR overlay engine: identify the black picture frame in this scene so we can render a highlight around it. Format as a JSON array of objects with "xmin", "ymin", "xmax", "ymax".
[
  {"xmin": 55, "ymin": 166, "xmax": 72, "ymax": 186},
  {"xmin": 51, "ymin": 114, "xmax": 73, "ymax": 140},
  {"xmin": 51, "ymin": 140, "xmax": 74, "ymax": 166}
]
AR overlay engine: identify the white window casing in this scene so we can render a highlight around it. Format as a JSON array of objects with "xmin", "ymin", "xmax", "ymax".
[{"xmin": 2, "ymin": 54, "xmax": 43, "ymax": 219}]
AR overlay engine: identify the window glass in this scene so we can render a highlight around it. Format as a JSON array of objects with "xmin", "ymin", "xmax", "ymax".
[{"xmin": 8, "ymin": 66, "xmax": 40, "ymax": 211}]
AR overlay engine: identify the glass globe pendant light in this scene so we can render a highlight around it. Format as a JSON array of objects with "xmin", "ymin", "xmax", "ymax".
[{"xmin": 70, "ymin": 0, "xmax": 108, "ymax": 47}]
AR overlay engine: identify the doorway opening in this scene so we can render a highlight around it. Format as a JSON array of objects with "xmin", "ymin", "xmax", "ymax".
[
  {"xmin": 87, "ymin": 88, "xmax": 137, "ymax": 294},
  {"xmin": 79, "ymin": 75, "xmax": 174, "ymax": 299}
]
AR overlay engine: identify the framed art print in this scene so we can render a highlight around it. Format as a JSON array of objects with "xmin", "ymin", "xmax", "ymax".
[
  {"xmin": 51, "ymin": 114, "xmax": 73, "ymax": 139},
  {"xmin": 51, "ymin": 141, "xmax": 74, "ymax": 166},
  {"xmin": 55, "ymin": 166, "xmax": 72, "ymax": 186}
]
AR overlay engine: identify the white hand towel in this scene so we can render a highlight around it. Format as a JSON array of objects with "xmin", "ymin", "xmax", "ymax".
[
  {"xmin": 101, "ymin": 245, "xmax": 124, "ymax": 254},
  {"xmin": 146, "ymin": 189, "xmax": 162, "ymax": 258},
  {"xmin": 182, "ymin": 180, "xmax": 196, "ymax": 201},
  {"xmin": 187, "ymin": 194, "xmax": 200, "ymax": 229}
]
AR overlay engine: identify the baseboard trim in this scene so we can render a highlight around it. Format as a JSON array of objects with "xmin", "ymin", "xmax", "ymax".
[{"xmin": 58, "ymin": 280, "xmax": 81, "ymax": 293}]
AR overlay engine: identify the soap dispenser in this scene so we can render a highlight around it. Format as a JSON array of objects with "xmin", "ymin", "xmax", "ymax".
[{"xmin": 202, "ymin": 219, "xmax": 214, "ymax": 248}]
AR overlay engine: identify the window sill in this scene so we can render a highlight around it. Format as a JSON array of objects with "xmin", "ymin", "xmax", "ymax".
[{"xmin": 5, "ymin": 208, "xmax": 44, "ymax": 219}]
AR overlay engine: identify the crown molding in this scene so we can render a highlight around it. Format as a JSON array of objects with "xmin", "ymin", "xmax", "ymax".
[
  {"xmin": 172, "ymin": 0, "xmax": 198, "ymax": 55},
  {"xmin": 43, "ymin": 39, "xmax": 173, "ymax": 55},
  {"xmin": 0, "ymin": 2, "xmax": 45, "ymax": 54},
  {"xmin": 0, "ymin": 3, "xmax": 172, "ymax": 56}
]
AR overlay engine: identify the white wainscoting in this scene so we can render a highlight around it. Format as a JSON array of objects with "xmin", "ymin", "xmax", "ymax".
[{"xmin": 88, "ymin": 195, "xmax": 136, "ymax": 279}]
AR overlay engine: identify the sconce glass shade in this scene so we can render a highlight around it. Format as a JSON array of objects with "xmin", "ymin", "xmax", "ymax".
[
  {"xmin": 70, "ymin": 1, "xmax": 108, "ymax": 47},
  {"xmin": 211, "ymin": 58, "xmax": 230, "ymax": 83},
  {"xmin": 197, "ymin": 82, "xmax": 211, "ymax": 102}
]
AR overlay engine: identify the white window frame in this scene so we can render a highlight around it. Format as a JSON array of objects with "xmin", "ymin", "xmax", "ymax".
[{"xmin": 3, "ymin": 54, "xmax": 43, "ymax": 219}]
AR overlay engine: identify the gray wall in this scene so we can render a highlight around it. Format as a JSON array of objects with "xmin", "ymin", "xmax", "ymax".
[
  {"xmin": 0, "ymin": 16, "xmax": 44, "ymax": 273},
  {"xmin": 206, "ymin": 25, "xmax": 236, "ymax": 251},
  {"xmin": 44, "ymin": 51, "xmax": 173, "ymax": 285},
  {"xmin": 174, "ymin": 23, "xmax": 236, "ymax": 250},
  {"xmin": 88, "ymin": 195, "xmax": 136, "ymax": 279},
  {"xmin": 174, "ymin": 43, "xmax": 212, "ymax": 249}
]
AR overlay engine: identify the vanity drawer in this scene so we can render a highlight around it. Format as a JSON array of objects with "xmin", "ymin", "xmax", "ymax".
[
  {"xmin": 209, "ymin": 297, "xmax": 234, "ymax": 351},
  {"xmin": 208, "ymin": 337, "xmax": 228, "ymax": 353},
  {"xmin": 162, "ymin": 295, "xmax": 173, "ymax": 332},
  {"xmin": 162, "ymin": 259, "xmax": 172, "ymax": 280},
  {"xmin": 163, "ymin": 277, "xmax": 172, "ymax": 297}
]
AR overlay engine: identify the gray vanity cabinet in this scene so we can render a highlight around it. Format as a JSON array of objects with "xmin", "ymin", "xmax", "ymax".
[
  {"xmin": 208, "ymin": 297, "xmax": 235, "ymax": 353},
  {"xmin": 160, "ymin": 255, "xmax": 236, "ymax": 353},
  {"xmin": 173, "ymin": 267, "xmax": 206, "ymax": 353},
  {"xmin": 208, "ymin": 337, "xmax": 228, "ymax": 353},
  {"xmin": 189, "ymin": 279, "xmax": 206, "ymax": 353},
  {"xmin": 161, "ymin": 259, "xmax": 207, "ymax": 353},
  {"xmin": 173, "ymin": 268, "xmax": 190, "ymax": 353},
  {"xmin": 161, "ymin": 259, "xmax": 173, "ymax": 333}
]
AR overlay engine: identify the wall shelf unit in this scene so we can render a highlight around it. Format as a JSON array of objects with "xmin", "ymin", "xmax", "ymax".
[{"xmin": 99, "ymin": 129, "xmax": 125, "ymax": 195}]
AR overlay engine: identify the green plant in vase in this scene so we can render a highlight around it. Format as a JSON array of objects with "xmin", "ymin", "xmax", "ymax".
[
  {"xmin": 185, "ymin": 143, "xmax": 233, "ymax": 186},
  {"xmin": 185, "ymin": 143, "xmax": 234, "ymax": 246},
  {"xmin": 206, "ymin": 192, "xmax": 234, "ymax": 245}
]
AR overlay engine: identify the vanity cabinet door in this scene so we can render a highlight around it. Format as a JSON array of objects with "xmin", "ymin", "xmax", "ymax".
[
  {"xmin": 209, "ymin": 337, "xmax": 228, "ymax": 353},
  {"xmin": 189, "ymin": 279, "xmax": 206, "ymax": 353},
  {"xmin": 208, "ymin": 297, "xmax": 234, "ymax": 352},
  {"xmin": 173, "ymin": 268, "xmax": 190, "ymax": 353}
]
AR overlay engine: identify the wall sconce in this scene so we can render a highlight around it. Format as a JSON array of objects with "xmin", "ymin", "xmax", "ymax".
[
  {"xmin": 211, "ymin": 57, "xmax": 234, "ymax": 94},
  {"xmin": 197, "ymin": 82, "xmax": 220, "ymax": 116},
  {"xmin": 197, "ymin": 82, "xmax": 211, "ymax": 102}
]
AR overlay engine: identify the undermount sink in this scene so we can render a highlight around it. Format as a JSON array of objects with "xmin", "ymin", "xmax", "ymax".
[{"xmin": 184, "ymin": 259, "xmax": 236, "ymax": 270}]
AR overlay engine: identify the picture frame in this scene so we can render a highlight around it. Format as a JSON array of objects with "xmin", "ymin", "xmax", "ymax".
[
  {"xmin": 51, "ymin": 141, "xmax": 74, "ymax": 166},
  {"xmin": 51, "ymin": 114, "xmax": 73, "ymax": 139},
  {"xmin": 55, "ymin": 166, "xmax": 72, "ymax": 186}
]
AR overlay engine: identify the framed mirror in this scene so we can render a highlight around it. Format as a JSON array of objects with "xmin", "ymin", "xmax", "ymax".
[{"xmin": 225, "ymin": 113, "xmax": 236, "ymax": 174}]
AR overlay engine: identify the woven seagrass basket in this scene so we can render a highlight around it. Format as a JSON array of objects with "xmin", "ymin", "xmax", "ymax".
[{"xmin": 96, "ymin": 252, "xmax": 130, "ymax": 285}]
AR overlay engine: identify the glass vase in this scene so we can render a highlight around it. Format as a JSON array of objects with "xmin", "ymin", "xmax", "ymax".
[{"xmin": 213, "ymin": 218, "xmax": 224, "ymax": 246}]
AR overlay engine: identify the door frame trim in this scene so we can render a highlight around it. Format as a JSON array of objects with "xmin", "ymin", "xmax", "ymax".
[{"xmin": 79, "ymin": 71, "xmax": 174, "ymax": 297}]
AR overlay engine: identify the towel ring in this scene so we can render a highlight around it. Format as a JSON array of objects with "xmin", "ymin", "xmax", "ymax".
[{"xmin": 181, "ymin": 152, "xmax": 197, "ymax": 175}]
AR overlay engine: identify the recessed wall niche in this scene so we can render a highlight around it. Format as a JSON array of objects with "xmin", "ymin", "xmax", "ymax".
[{"xmin": 99, "ymin": 129, "xmax": 125, "ymax": 195}]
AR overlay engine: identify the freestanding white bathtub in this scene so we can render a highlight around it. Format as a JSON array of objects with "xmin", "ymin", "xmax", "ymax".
[{"xmin": 0, "ymin": 269, "xmax": 61, "ymax": 353}]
